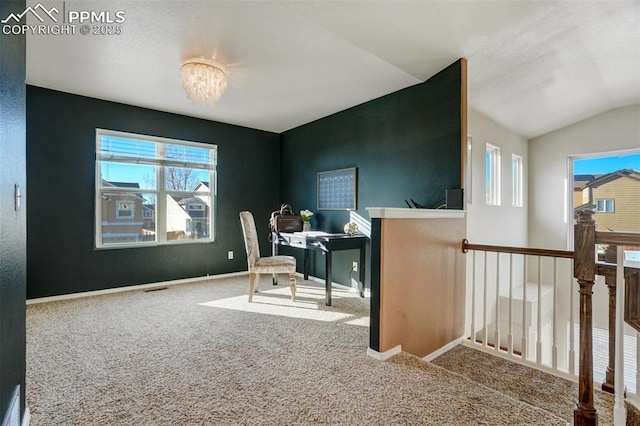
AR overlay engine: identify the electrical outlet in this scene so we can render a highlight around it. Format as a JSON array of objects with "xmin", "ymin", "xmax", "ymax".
[
  {"xmin": 228, "ymin": 251, "xmax": 233, "ymax": 260},
  {"xmin": 352, "ymin": 261, "xmax": 358, "ymax": 272}
]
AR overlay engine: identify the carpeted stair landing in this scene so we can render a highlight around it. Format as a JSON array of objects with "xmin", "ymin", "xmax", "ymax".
[{"xmin": 430, "ymin": 344, "xmax": 640, "ymax": 426}]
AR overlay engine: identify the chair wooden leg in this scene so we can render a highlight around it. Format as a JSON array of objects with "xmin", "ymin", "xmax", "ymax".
[
  {"xmin": 249, "ymin": 273, "xmax": 259, "ymax": 302},
  {"xmin": 289, "ymin": 273, "xmax": 296, "ymax": 302}
]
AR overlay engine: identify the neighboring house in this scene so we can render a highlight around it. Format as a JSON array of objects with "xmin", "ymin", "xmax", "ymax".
[
  {"xmin": 172, "ymin": 182, "xmax": 211, "ymax": 239},
  {"xmin": 166, "ymin": 195, "xmax": 192, "ymax": 240},
  {"xmin": 101, "ymin": 181, "xmax": 211, "ymax": 242},
  {"xmin": 574, "ymin": 169, "xmax": 640, "ymax": 233},
  {"xmin": 573, "ymin": 174, "xmax": 596, "ymax": 208},
  {"xmin": 101, "ymin": 181, "xmax": 145, "ymax": 244}
]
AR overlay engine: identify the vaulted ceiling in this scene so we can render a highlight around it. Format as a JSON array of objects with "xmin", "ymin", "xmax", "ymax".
[{"xmin": 26, "ymin": 1, "xmax": 640, "ymax": 138}]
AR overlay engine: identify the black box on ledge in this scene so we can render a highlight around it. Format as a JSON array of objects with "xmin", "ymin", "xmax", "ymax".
[{"xmin": 446, "ymin": 188, "xmax": 463, "ymax": 210}]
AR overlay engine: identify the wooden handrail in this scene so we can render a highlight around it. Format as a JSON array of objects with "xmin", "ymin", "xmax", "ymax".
[
  {"xmin": 596, "ymin": 231, "xmax": 640, "ymax": 246},
  {"xmin": 461, "ymin": 239, "xmax": 573, "ymax": 258},
  {"xmin": 596, "ymin": 262, "xmax": 640, "ymax": 276}
]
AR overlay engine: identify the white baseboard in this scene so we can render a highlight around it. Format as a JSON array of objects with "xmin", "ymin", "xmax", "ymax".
[
  {"xmin": 26, "ymin": 271, "xmax": 249, "ymax": 305},
  {"xmin": 367, "ymin": 345, "xmax": 402, "ymax": 361},
  {"xmin": 627, "ymin": 393, "xmax": 639, "ymax": 410},
  {"xmin": 22, "ymin": 408, "xmax": 30, "ymax": 426},
  {"xmin": 422, "ymin": 336, "xmax": 465, "ymax": 362}
]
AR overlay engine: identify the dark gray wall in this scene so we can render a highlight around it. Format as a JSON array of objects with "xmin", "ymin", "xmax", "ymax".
[
  {"xmin": 0, "ymin": 0, "xmax": 27, "ymax": 420},
  {"xmin": 27, "ymin": 86, "xmax": 280, "ymax": 299},
  {"xmin": 279, "ymin": 60, "xmax": 463, "ymax": 287}
]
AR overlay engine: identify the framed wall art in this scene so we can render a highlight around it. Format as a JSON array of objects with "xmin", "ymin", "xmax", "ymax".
[{"xmin": 317, "ymin": 167, "xmax": 357, "ymax": 210}]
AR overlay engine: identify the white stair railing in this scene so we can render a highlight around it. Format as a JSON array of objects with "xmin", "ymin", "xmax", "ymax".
[{"xmin": 462, "ymin": 234, "xmax": 639, "ymax": 426}]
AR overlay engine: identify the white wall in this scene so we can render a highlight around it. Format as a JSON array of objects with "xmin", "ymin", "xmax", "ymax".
[
  {"xmin": 528, "ymin": 104, "xmax": 640, "ymax": 333},
  {"xmin": 528, "ymin": 104, "xmax": 640, "ymax": 250},
  {"xmin": 467, "ymin": 109, "xmax": 528, "ymax": 246},
  {"xmin": 465, "ymin": 109, "xmax": 529, "ymax": 341}
]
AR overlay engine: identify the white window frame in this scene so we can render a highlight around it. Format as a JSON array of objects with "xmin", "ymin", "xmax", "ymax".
[
  {"xmin": 511, "ymin": 154, "xmax": 523, "ymax": 207},
  {"xmin": 595, "ymin": 198, "xmax": 615, "ymax": 213},
  {"xmin": 486, "ymin": 143, "xmax": 501, "ymax": 206},
  {"xmin": 95, "ymin": 129, "xmax": 217, "ymax": 249}
]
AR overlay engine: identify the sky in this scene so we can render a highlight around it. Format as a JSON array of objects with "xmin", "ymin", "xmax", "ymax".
[{"xmin": 574, "ymin": 153, "xmax": 640, "ymax": 175}]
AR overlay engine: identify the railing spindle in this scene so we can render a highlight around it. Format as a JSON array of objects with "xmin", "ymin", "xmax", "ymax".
[
  {"xmin": 636, "ymin": 333, "xmax": 640, "ymax": 396},
  {"xmin": 613, "ymin": 245, "xmax": 626, "ymax": 425},
  {"xmin": 521, "ymin": 255, "xmax": 528, "ymax": 360},
  {"xmin": 569, "ymin": 261, "xmax": 576, "ymax": 376},
  {"xmin": 483, "ymin": 251, "xmax": 488, "ymax": 348},
  {"xmin": 508, "ymin": 253, "xmax": 514, "ymax": 355},
  {"xmin": 495, "ymin": 253, "xmax": 501, "ymax": 352},
  {"xmin": 537, "ymin": 256, "xmax": 542, "ymax": 364},
  {"xmin": 471, "ymin": 250, "xmax": 476, "ymax": 344},
  {"xmin": 552, "ymin": 258, "xmax": 558, "ymax": 370}
]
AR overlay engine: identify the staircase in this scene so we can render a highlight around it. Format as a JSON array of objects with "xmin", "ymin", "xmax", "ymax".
[{"xmin": 428, "ymin": 344, "xmax": 640, "ymax": 426}]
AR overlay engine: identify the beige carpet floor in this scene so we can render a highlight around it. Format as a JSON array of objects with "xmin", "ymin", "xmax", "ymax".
[
  {"xmin": 431, "ymin": 344, "xmax": 619, "ymax": 425},
  {"xmin": 26, "ymin": 275, "xmax": 594, "ymax": 425}
]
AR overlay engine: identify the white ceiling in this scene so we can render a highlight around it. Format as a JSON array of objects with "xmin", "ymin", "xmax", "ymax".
[{"xmin": 25, "ymin": 1, "xmax": 640, "ymax": 138}]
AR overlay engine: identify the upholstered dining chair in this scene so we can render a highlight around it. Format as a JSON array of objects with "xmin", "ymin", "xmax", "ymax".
[{"xmin": 239, "ymin": 211, "xmax": 297, "ymax": 302}]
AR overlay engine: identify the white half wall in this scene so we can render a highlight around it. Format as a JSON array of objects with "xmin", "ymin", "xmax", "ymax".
[
  {"xmin": 467, "ymin": 108, "xmax": 528, "ymax": 246},
  {"xmin": 528, "ymin": 105, "xmax": 640, "ymax": 250}
]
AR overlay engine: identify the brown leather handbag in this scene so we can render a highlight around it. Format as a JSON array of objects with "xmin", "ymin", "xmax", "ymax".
[{"xmin": 269, "ymin": 204, "xmax": 303, "ymax": 233}]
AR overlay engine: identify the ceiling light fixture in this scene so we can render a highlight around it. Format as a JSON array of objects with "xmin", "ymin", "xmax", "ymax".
[{"xmin": 180, "ymin": 58, "xmax": 228, "ymax": 107}]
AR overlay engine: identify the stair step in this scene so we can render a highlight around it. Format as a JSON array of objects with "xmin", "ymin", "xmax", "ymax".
[{"xmin": 430, "ymin": 344, "xmax": 617, "ymax": 425}]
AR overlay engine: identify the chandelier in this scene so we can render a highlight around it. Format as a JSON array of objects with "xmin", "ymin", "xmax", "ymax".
[{"xmin": 180, "ymin": 58, "xmax": 228, "ymax": 107}]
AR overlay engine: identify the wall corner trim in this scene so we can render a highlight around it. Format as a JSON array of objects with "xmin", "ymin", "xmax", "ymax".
[{"xmin": 366, "ymin": 345, "xmax": 402, "ymax": 361}]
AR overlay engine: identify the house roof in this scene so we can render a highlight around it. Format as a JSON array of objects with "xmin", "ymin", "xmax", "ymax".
[
  {"xmin": 104, "ymin": 181, "xmax": 140, "ymax": 189},
  {"xmin": 573, "ymin": 174, "xmax": 596, "ymax": 190},
  {"xmin": 586, "ymin": 169, "xmax": 640, "ymax": 188}
]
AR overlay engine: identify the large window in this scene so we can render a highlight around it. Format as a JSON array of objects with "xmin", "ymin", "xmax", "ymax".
[
  {"xmin": 95, "ymin": 129, "xmax": 217, "ymax": 248},
  {"xmin": 486, "ymin": 143, "xmax": 501, "ymax": 206}
]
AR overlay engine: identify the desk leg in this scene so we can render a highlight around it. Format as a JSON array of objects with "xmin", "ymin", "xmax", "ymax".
[
  {"xmin": 325, "ymin": 251, "xmax": 332, "ymax": 306},
  {"xmin": 359, "ymin": 245, "xmax": 365, "ymax": 298},
  {"xmin": 303, "ymin": 249, "xmax": 309, "ymax": 280},
  {"xmin": 272, "ymin": 236, "xmax": 278, "ymax": 286}
]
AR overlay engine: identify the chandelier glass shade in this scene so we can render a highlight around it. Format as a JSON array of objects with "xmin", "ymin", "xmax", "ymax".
[{"xmin": 180, "ymin": 58, "xmax": 228, "ymax": 106}]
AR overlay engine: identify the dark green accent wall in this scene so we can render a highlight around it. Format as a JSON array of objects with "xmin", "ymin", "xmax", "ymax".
[
  {"xmin": 0, "ymin": 0, "xmax": 27, "ymax": 420},
  {"xmin": 27, "ymin": 86, "xmax": 280, "ymax": 299},
  {"xmin": 279, "ymin": 60, "xmax": 463, "ymax": 287}
]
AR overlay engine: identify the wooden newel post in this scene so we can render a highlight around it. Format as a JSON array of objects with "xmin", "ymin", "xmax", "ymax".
[{"xmin": 574, "ymin": 209, "xmax": 598, "ymax": 426}]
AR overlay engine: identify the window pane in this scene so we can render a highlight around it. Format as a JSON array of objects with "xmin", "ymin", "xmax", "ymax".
[
  {"xmin": 165, "ymin": 167, "xmax": 210, "ymax": 191},
  {"xmin": 100, "ymin": 192, "xmax": 156, "ymax": 245},
  {"xmin": 486, "ymin": 144, "xmax": 501, "ymax": 206},
  {"xmin": 166, "ymin": 193, "xmax": 210, "ymax": 241},
  {"xmin": 99, "ymin": 162, "xmax": 156, "ymax": 190},
  {"xmin": 166, "ymin": 143, "xmax": 213, "ymax": 168},
  {"xmin": 511, "ymin": 154, "xmax": 523, "ymax": 207},
  {"xmin": 99, "ymin": 135, "xmax": 156, "ymax": 160}
]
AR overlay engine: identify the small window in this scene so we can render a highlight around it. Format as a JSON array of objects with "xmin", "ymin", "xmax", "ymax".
[
  {"xmin": 595, "ymin": 199, "xmax": 615, "ymax": 213},
  {"xmin": 511, "ymin": 154, "xmax": 523, "ymax": 207},
  {"xmin": 116, "ymin": 201, "xmax": 135, "ymax": 218},
  {"xmin": 486, "ymin": 143, "xmax": 501, "ymax": 206}
]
